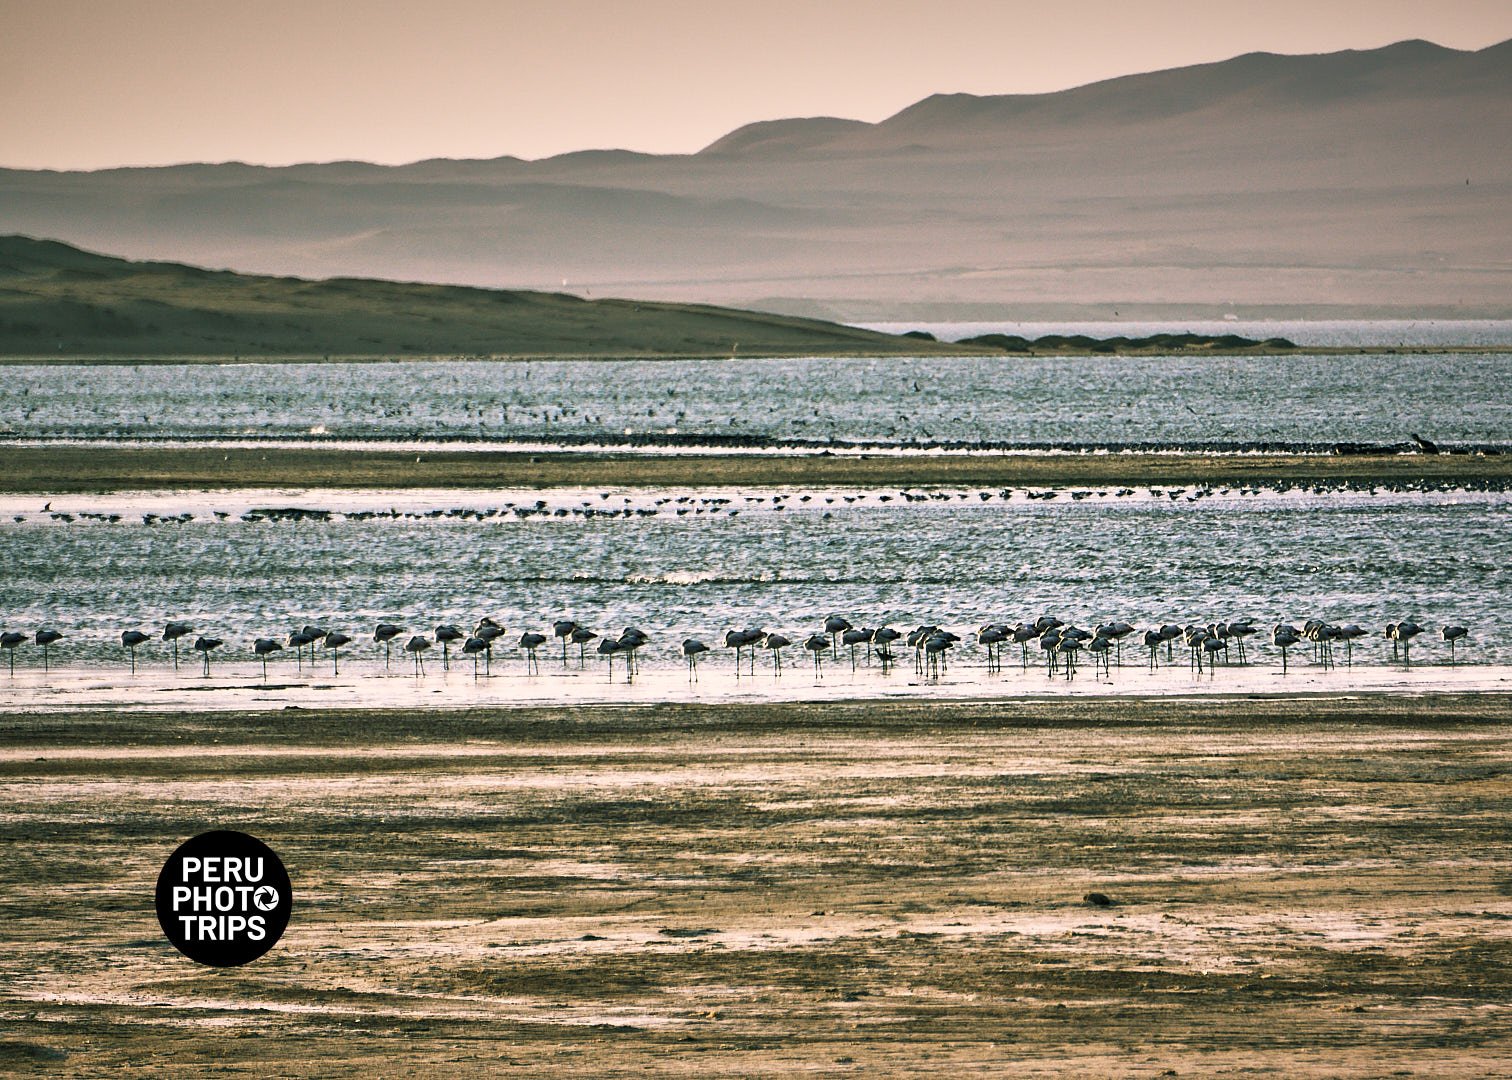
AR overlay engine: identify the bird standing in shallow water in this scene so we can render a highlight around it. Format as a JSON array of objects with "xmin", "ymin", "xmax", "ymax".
[
  {"xmin": 1386, "ymin": 620, "xmax": 1423, "ymax": 665},
  {"xmin": 193, "ymin": 636, "xmax": 222, "ymax": 675},
  {"xmin": 434, "ymin": 624, "xmax": 464, "ymax": 670},
  {"xmin": 405, "ymin": 635, "xmax": 431, "ymax": 675},
  {"xmin": 763, "ymin": 633, "xmax": 791, "ymax": 676},
  {"xmin": 519, "ymin": 631, "xmax": 547, "ymax": 674},
  {"xmin": 323, "ymin": 631, "xmax": 351, "ymax": 674},
  {"xmin": 682, "ymin": 638, "xmax": 709, "ymax": 680},
  {"xmin": 0, "ymin": 631, "xmax": 24, "ymax": 674},
  {"xmin": 35, "ymin": 628, "xmax": 62, "ymax": 671},
  {"xmin": 553, "ymin": 620, "xmax": 579, "ymax": 665},
  {"xmin": 253, "ymin": 637, "xmax": 282, "ymax": 680},
  {"xmin": 804, "ymin": 633, "xmax": 830, "ymax": 678},
  {"xmin": 1273, "ymin": 624, "xmax": 1301, "ymax": 674},
  {"xmin": 374, "ymin": 623, "xmax": 402, "ymax": 668},
  {"xmin": 570, "ymin": 626, "xmax": 598, "ymax": 666},
  {"xmin": 122, "ymin": 629, "xmax": 151, "ymax": 674},
  {"xmin": 163, "ymin": 621, "xmax": 192, "ymax": 670},
  {"xmin": 1442, "ymin": 624, "xmax": 1468, "ymax": 664}
]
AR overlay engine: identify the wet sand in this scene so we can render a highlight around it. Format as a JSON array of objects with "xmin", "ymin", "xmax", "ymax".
[
  {"xmin": 4, "ymin": 444, "xmax": 1510, "ymax": 493},
  {"xmin": 3, "ymin": 693, "xmax": 1510, "ymax": 1076}
]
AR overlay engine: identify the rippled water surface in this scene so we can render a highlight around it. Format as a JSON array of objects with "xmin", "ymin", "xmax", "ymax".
[
  {"xmin": 5, "ymin": 351, "xmax": 1511, "ymax": 449},
  {"xmin": 3, "ymin": 488, "xmax": 1507, "ymax": 670}
]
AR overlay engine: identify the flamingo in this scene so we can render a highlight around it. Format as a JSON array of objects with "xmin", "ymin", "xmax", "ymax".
[
  {"xmin": 324, "ymin": 631, "xmax": 352, "ymax": 674},
  {"xmin": 405, "ymin": 635, "xmax": 431, "ymax": 675},
  {"xmin": 978, "ymin": 624, "xmax": 1007, "ymax": 673},
  {"xmin": 435, "ymin": 624, "xmax": 464, "ymax": 669},
  {"xmin": 763, "ymin": 633, "xmax": 791, "ymax": 676},
  {"xmin": 1183, "ymin": 626, "xmax": 1211, "ymax": 672},
  {"xmin": 519, "ymin": 631, "xmax": 547, "ymax": 674},
  {"xmin": 804, "ymin": 633, "xmax": 830, "ymax": 677},
  {"xmin": 1336, "ymin": 623, "xmax": 1367, "ymax": 667},
  {"xmin": 1143, "ymin": 628, "xmax": 1162, "ymax": 670},
  {"xmin": 287, "ymin": 628, "xmax": 317, "ymax": 671},
  {"xmin": 1087, "ymin": 634, "xmax": 1112, "ymax": 677},
  {"xmin": 374, "ymin": 622, "xmax": 402, "ymax": 668},
  {"xmin": 1201, "ymin": 635, "xmax": 1227, "ymax": 675},
  {"xmin": 163, "ymin": 621, "xmax": 193, "ymax": 670},
  {"xmin": 617, "ymin": 628, "xmax": 648, "ymax": 678},
  {"xmin": 1387, "ymin": 620, "xmax": 1423, "ymax": 665},
  {"xmin": 596, "ymin": 636, "xmax": 621, "ymax": 680},
  {"xmin": 1038, "ymin": 628, "xmax": 1062, "ymax": 676},
  {"xmin": 824, "ymin": 615, "xmax": 852, "ymax": 655},
  {"xmin": 35, "ymin": 628, "xmax": 62, "ymax": 671},
  {"xmin": 924, "ymin": 632, "xmax": 952, "ymax": 679},
  {"xmin": 1012, "ymin": 623, "xmax": 1038, "ymax": 670},
  {"xmin": 725, "ymin": 628, "xmax": 764, "ymax": 677},
  {"xmin": 193, "ymin": 635, "xmax": 222, "ymax": 675},
  {"xmin": 1226, "ymin": 620, "xmax": 1257, "ymax": 664},
  {"xmin": 1158, "ymin": 624, "xmax": 1183, "ymax": 661},
  {"xmin": 1301, "ymin": 620, "xmax": 1334, "ymax": 669},
  {"xmin": 1442, "ymin": 624, "xmax": 1468, "ymax": 664},
  {"xmin": 842, "ymin": 627, "xmax": 873, "ymax": 669},
  {"xmin": 122, "ymin": 629, "xmax": 151, "ymax": 673},
  {"xmin": 474, "ymin": 618, "xmax": 506, "ymax": 672},
  {"xmin": 1096, "ymin": 621, "xmax": 1135, "ymax": 667},
  {"xmin": 1055, "ymin": 635, "xmax": 1081, "ymax": 680},
  {"xmin": 253, "ymin": 637, "xmax": 283, "ymax": 680},
  {"xmin": 682, "ymin": 638, "xmax": 709, "ymax": 680},
  {"xmin": 553, "ymin": 619, "xmax": 579, "ymax": 665},
  {"xmin": 570, "ymin": 626, "xmax": 598, "ymax": 666},
  {"xmin": 462, "ymin": 635, "xmax": 489, "ymax": 677},
  {"xmin": 0, "ymin": 631, "xmax": 23, "ymax": 674},
  {"xmin": 1273, "ymin": 624, "xmax": 1301, "ymax": 674}
]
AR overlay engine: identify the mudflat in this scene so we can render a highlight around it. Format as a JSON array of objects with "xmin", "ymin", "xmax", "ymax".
[
  {"xmin": 4, "ymin": 445, "xmax": 1510, "ymax": 493},
  {"xmin": 2, "ymin": 693, "xmax": 1510, "ymax": 1076}
]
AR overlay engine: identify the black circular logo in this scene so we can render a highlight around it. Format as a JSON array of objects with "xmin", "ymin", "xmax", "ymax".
[{"xmin": 155, "ymin": 830, "xmax": 292, "ymax": 966}]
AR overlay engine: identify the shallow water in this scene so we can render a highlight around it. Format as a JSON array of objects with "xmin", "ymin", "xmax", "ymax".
[
  {"xmin": 5, "ymin": 350, "xmax": 1511, "ymax": 450},
  {"xmin": 1, "ymin": 486, "xmax": 1506, "ymax": 676}
]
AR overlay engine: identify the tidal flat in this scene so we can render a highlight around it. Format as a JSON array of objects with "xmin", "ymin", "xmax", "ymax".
[
  {"xmin": 2, "ymin": 694, "xmax": 1509, "ymax": 1076},
  {"xmin": 4, "ymin": 444, "xmax": 1510, "ymax": 494}
]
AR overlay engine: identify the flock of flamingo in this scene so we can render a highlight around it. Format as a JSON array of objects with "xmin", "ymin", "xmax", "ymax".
[{"xmin": 0, "ymin": 614, "xmax": 1473, "ymax": 681}]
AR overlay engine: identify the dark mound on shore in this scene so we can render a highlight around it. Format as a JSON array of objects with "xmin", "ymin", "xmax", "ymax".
[{"xmin": 960, "ymin": 332, "xmax": 1299, "ymax": 354}]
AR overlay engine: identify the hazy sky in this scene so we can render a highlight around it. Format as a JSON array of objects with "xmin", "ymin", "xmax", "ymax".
[{"xmin": 5, "ymin": 0, "xmax": 1511, "ymax": 170}]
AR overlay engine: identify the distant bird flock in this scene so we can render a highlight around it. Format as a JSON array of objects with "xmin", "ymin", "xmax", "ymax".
[{"xmin": 0, "ymin": 615, "xmax": 1476, "ymax": 681}]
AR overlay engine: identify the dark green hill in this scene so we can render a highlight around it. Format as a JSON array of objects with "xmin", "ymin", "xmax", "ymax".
[{"xmin": 0, "ymin": 236, "xmax": 972, "ymax": 359}]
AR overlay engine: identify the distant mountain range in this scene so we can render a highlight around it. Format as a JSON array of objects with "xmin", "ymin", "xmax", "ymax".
[
  {"xmin": 0, "ymin": 235, "xmax": 964, "ymax": 357},
  {"xmin": 2, "ymin": 39, "xmax": 1507, "ymax": 320}
]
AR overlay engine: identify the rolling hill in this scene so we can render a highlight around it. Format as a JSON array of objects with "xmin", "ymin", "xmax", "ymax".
[
  {"xmin": 0, "ymin": 236, "xmax": 971, "ymax": 358},
  {"xmin": 1, "ymin": 39, "xmax": 1508, "ymax": 320}
]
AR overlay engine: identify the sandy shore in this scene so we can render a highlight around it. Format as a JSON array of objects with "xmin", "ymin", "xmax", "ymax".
[
  {"xmin": 3, "ymin": 445, "xmax": 1509, "ymax": 493},
  {"xmin": 2, "ymin": 693, "xmax": 1509, "ymax": 1076}
]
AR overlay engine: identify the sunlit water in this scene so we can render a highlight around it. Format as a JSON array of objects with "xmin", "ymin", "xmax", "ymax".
[
  {"xmin": 1, "ymin": 486, "xmax": 1506, "ymax": 678},
  {"xmin": 4, "ymin": 351, "xmax": 1511, "ymax": 451}
]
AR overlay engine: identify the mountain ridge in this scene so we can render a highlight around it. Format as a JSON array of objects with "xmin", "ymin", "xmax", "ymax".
[{"xmin": 1, "ymin": 38, "xmax": 1507, "ymax": 319}]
